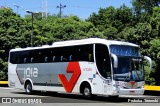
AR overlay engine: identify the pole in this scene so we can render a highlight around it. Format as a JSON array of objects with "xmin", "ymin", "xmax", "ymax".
[
  {"xmin": 46, "ymin": 0, "xmax": 48, "ymax": 18},
  {"xmin": 31, "ymin": 13, "xmax": 33, "ymax": 47},
  {"xmin": 26, "ymin": 10, "xmax": 34, "ymax": 47},
  {"xmin": 60, "ymin": 3, "xmax": 62, "ymax": 17},
  {"xmin": 57, "ymin": 3, "xmax": 66, "ymax": 18},
  {"xmin": 13, "ymin": 4, "xmax": 22, "ymax": 14},
  {"xmin": 16, "ymin": 6, "xmax": 19, "ymax": 14}
]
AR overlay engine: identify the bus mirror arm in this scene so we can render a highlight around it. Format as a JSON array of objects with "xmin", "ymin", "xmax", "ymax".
[
  {"xmin": 111, "ymin": 53, "xmax": 118, "ymax": 68},
  {"xmin": 144, "ymin": 56, "xmax": 152, "ymax": 71}
]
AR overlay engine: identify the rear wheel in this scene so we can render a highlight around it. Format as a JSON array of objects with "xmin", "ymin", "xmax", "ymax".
[{"xmin": 25, "ymin": 82, "xmax": 32, "ymax": 95}]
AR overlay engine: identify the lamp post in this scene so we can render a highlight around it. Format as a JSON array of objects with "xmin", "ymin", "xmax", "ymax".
[
  {"xmin": 26, "ymin": 10, "xmax": 34, "ymax": 47},
  {"xmin": 13, "ymin": 4, "xmax": 22, "ymax": 14}
]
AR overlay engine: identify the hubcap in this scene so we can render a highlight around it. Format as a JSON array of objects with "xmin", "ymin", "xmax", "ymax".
[
  {"xmin": 26, "ymin": 84, "xmax": 31, "ymax": 93},
  {"xmin": 84, "ymin": 87, "xmax": 90, "ymax": 96}
]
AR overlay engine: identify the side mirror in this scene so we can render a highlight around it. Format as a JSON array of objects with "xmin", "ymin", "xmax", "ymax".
[
  {"xmin": 144, "ymin": 56, "xmax": 152, "ymax": 71},
  {"xmin": 111, "ymin": 53, "xmax": 118, "ymax": 68}
]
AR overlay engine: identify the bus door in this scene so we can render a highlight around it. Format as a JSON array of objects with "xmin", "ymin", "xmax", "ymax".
[{"xmin": 95, "ymin": 44, "xmax": 112, "ymax": 94}]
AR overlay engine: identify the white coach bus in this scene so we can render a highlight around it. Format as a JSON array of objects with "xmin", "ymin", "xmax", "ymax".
[{"xmin": 8, "ymin": 38, "xmax": 152, "ymax": 97}]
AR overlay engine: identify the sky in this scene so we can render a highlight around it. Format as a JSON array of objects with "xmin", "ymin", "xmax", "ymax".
[{"xmin": 0, "ymin": 0, "xmax": 132, "ymax": 19}]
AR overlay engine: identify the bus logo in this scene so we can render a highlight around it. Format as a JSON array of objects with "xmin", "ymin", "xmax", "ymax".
[
  {"xmin": 58, "ymin": 62, "xmax": 81, "ymax": 93},
  {"xmin": 23, "ymin": 67, "xmax": 38, "ymax": 78},
  {"xmin": 130, "ymin": 81, "xmax": 135, "ymax": 88}
]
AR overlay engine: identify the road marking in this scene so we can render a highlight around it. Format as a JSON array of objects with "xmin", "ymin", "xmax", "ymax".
[
  {"xmin": 0, "ymin": 87, "xmax": 14, "ymax": 90},
  {"xmin": 120, "ymin": 95, "xmax": 159, "ymax": 98}
]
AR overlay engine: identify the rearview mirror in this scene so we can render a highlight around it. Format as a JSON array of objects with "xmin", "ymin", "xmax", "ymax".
[
  {"xmin": 144, "ymin": 56, "xmax": 152, "ymax": 71},
  {"xmin": 111, "ymin": 53, "xmax": 118, "ymax": 68}
]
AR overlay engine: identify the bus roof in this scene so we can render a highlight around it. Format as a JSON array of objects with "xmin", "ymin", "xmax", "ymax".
[{"xmin": 10, "ymin": 38, "xmax": 138, "ymax": 52}]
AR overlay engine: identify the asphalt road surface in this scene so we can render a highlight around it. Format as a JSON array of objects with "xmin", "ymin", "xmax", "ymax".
[{"xmin": 0, "ymin": 87, "xmax": 160, "ymax": 106}]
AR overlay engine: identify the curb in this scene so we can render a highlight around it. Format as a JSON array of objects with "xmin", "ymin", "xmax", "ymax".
[
  {"xmin": 144, "ymin": 85, "xmax": 160, "ymax": 96},
  {"xmin": 144, "ymin": 85, "xmax": 160, "ymax": 91},
  {"xmin": 0, "ymin": 81, "xmax": 8, "ymax": 87},
  {"xmin": 144, "ymin": 90, "xmax": 160, "ymax": 96},
  {"xmin": 0, "ymin": 81, "xmax": 8, "ymax": 84}
]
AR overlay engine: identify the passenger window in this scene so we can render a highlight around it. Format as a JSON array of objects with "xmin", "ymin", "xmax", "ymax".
[{"xmin": 78, "ymin": 44, "xmax": 94, "ymax": 62}]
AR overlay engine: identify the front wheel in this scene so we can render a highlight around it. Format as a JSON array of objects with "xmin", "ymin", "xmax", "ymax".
[
  {"xmin": 108, "ymin": 95, "xmax": 119, "ymax": 99},
  {"xmin": 82, "ymin": 85, "xmax": 92, "ymax": 98}
]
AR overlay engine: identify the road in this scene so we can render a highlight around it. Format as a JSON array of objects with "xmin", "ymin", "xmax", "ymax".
[{"xmin": 0, "ymin": 87, "xmax": 160, "ymax": 106}]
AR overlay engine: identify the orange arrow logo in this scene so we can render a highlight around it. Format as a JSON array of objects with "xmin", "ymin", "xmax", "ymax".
[{"xmin": 58, "ymin": 62, "xmax": 81, "ymax": 93}]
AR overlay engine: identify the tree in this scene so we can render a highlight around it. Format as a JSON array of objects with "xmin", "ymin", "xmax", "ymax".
[
  {"xmin": 149, "ymin": 39, "xmax": 160, "ymax": 85},
  {"xmin": 87, "ymin": 6, "xmax": 116, "ymax": 31},
  {"xmin": 33, "ymin": 16, "xmax": 104, "ymax": 46},
  {"xmin": 132, "ymin": 0, "xmax": 160, "ymax": 22},
  {"xmin": 0, "ymin": 8, "xmax": 29, "ymax": 80},
  {"xmin": 150, "ymin": 7, "xmax": 160, "ymax": 38},
  {"xmin": 103, "ymin": 27, "xmax": 118, "ymax": 40},
  {"xmin": 88, "ymin": 5, "xmax": 134, "ymax": 32},
  {"xmin": 132, "ymin": 0, "xmax": 160, "ymax": 14},
  {"xmin": 114, "ymin": 4, "xmax": 134, "ymax": 31}
]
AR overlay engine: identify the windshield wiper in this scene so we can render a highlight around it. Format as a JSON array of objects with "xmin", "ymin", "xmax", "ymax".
[
  {"xmin": 134, "ymin": 69, "xmax": 140, "ymax": 81},
  {"xmin": 132, "ymin": 59, "xmax": 141, "ymax": 81},
  {"xmin": 124, "ymin": 71, "xmax": 131, "ymax": 82},
  {"xmin": 124, "ymin": 74, "xmax": 129, "ymax": 81}
]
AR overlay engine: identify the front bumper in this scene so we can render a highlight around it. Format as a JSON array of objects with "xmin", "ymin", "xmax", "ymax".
[{"xmin": 113, "ymin": 88, "xmax": 145, "ymax": 95}]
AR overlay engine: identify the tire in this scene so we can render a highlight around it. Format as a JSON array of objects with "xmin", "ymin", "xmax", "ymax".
[
  {"xmin": 82, "ymin": 85, "xmax": 92, "ymax": 98},
  {"xmin": 46, "ymin": 91, "xmax": 58, "ymax": 96},
  {"xmin": 108, "ymin": 95, "xmax": 119, "ymax": 99},
  {"xmin": 25, "ymin": 82, "xmax": 32, "ymax": 95}
]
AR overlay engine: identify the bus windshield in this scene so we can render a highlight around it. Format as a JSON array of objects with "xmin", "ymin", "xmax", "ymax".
[{"xmin": 110, "ymin": 45, "xmax": 144, "ymax": 81}]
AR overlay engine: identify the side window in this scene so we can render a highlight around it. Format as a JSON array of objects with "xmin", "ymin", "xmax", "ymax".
[
  {"xmin": 29, "ymin": 50, "xmax": 38, "ymax": 63},
  {"xmin": 30, "ymin": 49, "xmax": 47, "ymax": 63},
  {"xmin": 95, "ymin": 44, "xmax": 111, "ymax": 79},
  {"xmin": 10, "ymin": 50, "xmax": 29, "ymax": 64},
  {"xmin": 51, "ymin": 48, "xmax": 62, "ymax": 62},
  {"xmin": 50, "ymin": 46, "xmax": 79, "ymax": 62},
  {"xmin": 67, "ymin": 46, "xmax": 78, "ymax": 62},
  {"xmin": 78, "ymin": 44, "xmax": 94, "ymax": 62},
  {"xmin": 9, "ymin": 44, "xmax": 94, "ymax": 64},
  {"xmin": 41, "ymin": 48, "xmax": 51, "ymax": 63},
  {"xmin": 10, "ymin": 52, "xmax": 18, "ymax": 64},
  {"xmin": 23, "ymin": 51, "xmax": 29, "ymax": 63}
]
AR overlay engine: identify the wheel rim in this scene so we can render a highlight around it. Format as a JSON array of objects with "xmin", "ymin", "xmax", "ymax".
[
  {"xmin": 84, "ymin": 87, "xmax": 90, "ymax": 96},
  {"xmin": 26, "ymin": 84, "xmax": 31, "ymax": 93}
]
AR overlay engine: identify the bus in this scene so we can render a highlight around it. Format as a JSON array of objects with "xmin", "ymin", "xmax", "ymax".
[{"xmin": 8, "ymin": 38, "xmax": 152, "ymax": 98}]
